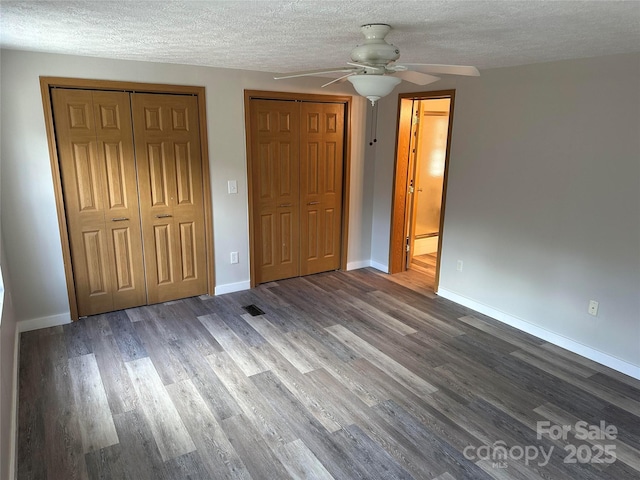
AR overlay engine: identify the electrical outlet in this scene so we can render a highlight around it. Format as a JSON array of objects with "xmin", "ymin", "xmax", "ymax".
[
  {"xmin": 588, "ymin": 300, "xmax": 599, "ymax": 316},
  {"xmin": 230, "ymin": 251, "xmax": 239, "ymax": 264},
  {"xmin": 456, "ymin": 260, "xmax": 464, "ymax": 272}
]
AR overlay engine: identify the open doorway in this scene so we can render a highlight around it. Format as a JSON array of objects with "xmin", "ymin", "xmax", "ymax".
[{"xmin": 389, "ymin": 90, "xmax": 455, "ymax": 292}]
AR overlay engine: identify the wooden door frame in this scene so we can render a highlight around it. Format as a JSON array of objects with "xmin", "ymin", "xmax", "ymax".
[
  {"xmin": 244, "ymin": 90, "xmax": 352, "ymax": 288},
  {"xmin": 405, "ymin": 99, "xmax": 422, "ymax": 270},
  {"xmin": 40, "ymin": 76, "xmax": 215, "ymax": 320},
  {"xmin": 388, "ymin": 89, "xmax": 456, "ymax": 292}
]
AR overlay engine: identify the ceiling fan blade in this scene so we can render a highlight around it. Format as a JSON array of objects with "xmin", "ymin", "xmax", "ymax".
[
  {"xmin": 321, "ymin": 72, "xmax": 356, "ymax": 88},
  {"xmin": 392, "ymin": 70, "xmax": 440, "ymax": 86},
  {"xmin": 346, "ymin": 62, "xmax": 385, "ymax": 74},
  {"xmin": 398, "ymin": 64, "xmax": 480, "ymax": 76},
  {"xmin": 274, "ymin": 67, "xmax": 356, "ymax": 80}
]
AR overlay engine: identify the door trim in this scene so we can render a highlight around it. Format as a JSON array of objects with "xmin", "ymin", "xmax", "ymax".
[
  {"xmin": 40, "ymin": 77, "xmax": 215, "ymax": 320},
  {"xmin": 388, "ymin": 89, "xmax": 456, "ymax": 292},
  {"xmin": 244, "ymin": 90, "xmax": 352, "ymax": 288}
]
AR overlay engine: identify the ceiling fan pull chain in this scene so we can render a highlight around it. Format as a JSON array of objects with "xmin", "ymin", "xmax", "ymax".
[{"xmin": 369, "ymin": 102, "xmax": 378, "ymax": 146}]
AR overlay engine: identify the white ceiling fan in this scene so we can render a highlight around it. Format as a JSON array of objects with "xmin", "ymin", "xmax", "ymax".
[{"xmin": 275, "ymin": 24, "xmax": 480, "ymax": 105}]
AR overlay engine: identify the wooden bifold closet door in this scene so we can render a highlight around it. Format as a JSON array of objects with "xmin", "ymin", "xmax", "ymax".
[
  {"xmin": 249, "ymin": 99, "xmax": 345, "ymax": 284},
  {"xmin": 132, "ymin": 93, "xmax": 207, "ymax": 304},
  {"xmin": 51, "ymin": 88, "xmax": 207, "ymax": 317}
]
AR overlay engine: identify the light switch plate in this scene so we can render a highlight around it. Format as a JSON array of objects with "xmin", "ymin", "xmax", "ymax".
[{"xmin": 228, "ymin": 180, "xmax": 238, "ymax": 194}]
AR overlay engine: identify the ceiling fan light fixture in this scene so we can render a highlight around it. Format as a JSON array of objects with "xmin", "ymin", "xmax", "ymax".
[
  {"xmin": 348, "ymin": 75, "xmax": 401, "ymax": 105},
  {"xmin": 273, "ymin": 24, "xmax": 479, "ymax": 99}
]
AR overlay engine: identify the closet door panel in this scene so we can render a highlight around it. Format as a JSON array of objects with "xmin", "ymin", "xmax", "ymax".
[
  {"xmin": 93, "ymin": 91, "xmax": 147, "ymax": 309},
  {"xmin": 299, "ymin": 103, "xmax": 344, "ymax": 276},
  {"xmin": 153, "ymin": 222, "xmax": 175, "ymax": 285},
  {"xmin": 52, "ymin": 89, "xmax": 112, "ymax": 315},
  {"xmin": 132, "ymin": 93, "xmax": 207, "ymax": 303},
  {"xmin": 52, "ymin": 89, "xmax": 146, "ymax": 316},
  {"xmin": 53, "ymin": 90, "xmax": 104, "ymax": 221},
  {"xmin": 111, "ymin": 225, "xmax": 139, "ymax": 291},
  {"xmin": 75, "ymin": 226, "xmax": 112, "ymax": 314},
  {"xmin": 147, "ymin": 142, "xmax": 171, "ymax": 208},
  {"xmin": 249, "ymin": 100, "xmax": 300, "ymax": 283}
]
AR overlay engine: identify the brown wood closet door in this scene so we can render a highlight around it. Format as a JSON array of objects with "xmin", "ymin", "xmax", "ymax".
[
  {"xmin": 249, "ymin": 100, "xmax": 300, "ymax": 284},
  {"xmin": 299, "ymin": 102, "xmax": 345, "ymax": 275},
  {"xmin": 132, "ymin": 93, "xmax": 207, "ymax": 303},
  {"xmin": 51, "ymin": 89, "xmax": 146, "ymax": 316}
]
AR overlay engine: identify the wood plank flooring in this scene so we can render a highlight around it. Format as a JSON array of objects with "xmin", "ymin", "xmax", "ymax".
[
  {"xmin": 388, "ymin": 253, "xmax": 437, "ymax": 294},
  {"xmin": 411, "ymin": 252, "xmax": 437, "ymax": 272},
  {"xmin": 17, "ymin": 268, "xmax": 640, "ymax": 479}
]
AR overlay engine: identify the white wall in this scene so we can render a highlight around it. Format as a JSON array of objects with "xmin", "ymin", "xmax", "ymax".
[
  {"xmin": 0, "ymin": 243, "xmax": 18, "ymax": 480},
  {"xmin": 0, "ymin": 49, "xmax": 372, "ymax": 323},
  {"xmin": 414, "ymin": 236, "xmax": 438, "ymax": 256},
  {"xmin": 1, "ymin": 95, "xmax": 18, "ymax": 478},
  {"xmin": 371, "ymin": 52, "xmax": 640, "ymax": 370},
  {"xmin": 369, "ymin": 92, "xmax": 398, "ymax": 270}
]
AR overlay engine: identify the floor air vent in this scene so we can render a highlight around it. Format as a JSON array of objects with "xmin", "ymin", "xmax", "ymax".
[{"xmin": 242, "ymin": 304, "xmax": 265, "ymax": 316}]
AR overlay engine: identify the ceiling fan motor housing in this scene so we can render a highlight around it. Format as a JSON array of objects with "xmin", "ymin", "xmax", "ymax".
[{"xmin": 350, "ymin": 23, "xmax": 400, "ymax": 66}]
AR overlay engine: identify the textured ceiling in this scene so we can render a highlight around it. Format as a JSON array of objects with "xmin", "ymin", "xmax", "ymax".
[{"xmin": 1, "ymin": 1, "xmax": 639, "ymax": 74}]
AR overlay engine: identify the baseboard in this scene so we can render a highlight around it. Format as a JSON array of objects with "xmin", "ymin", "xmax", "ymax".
[
  {"xmin": 215, "ymin": 280, "xmax": 251, "ymax": 295},
  {"xmin": 16, "ymin": 312, "xmax": 71, "ymax": 334},
  {"xmin": 346, "ymin": 260, "xmax": 372, "ymax": 270},
  {"xmin": 437, "ymin": 287, "xmax": 640, "ymax": 380},
  {"xmin": 369, "ymin": 261, "xmax": 389, "ymax": 273}
]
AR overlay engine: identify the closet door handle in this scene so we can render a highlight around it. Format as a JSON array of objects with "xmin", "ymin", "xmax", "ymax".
[
  {"xmin": 111, "ymin": 217, "xmax": 129, "ymax": 222},
  {"xmin": 278, "ymin": 203, "xmax": 292, "ymax": 208},
  {"xmin": 307, "ymin": 201, "xmax": 320, "ymax": 205},
  {"xmin": 155, "ymin": 214, "xmax": 173, "ymax": 218}
]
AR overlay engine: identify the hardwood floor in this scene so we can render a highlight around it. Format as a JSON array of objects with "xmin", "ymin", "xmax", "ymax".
[
  {"xmin": 381, "ymin": 253, "xmax": 438, "ymax": 295},
  {"xmin": 411, "ymin": 252, "xmax": 437, "ymax": 274},
  {"xmin": 17, "ymin": 268, "xmax": 640, "ymax": 479}
]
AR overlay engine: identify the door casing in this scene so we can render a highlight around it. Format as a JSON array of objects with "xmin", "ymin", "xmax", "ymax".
[
  {"xmin": 40, "ymin": 77, "xmax": 215, "ymax": 320},
  {"xmin": 388, "ymin": 89, "xmax": 456, "ymax": 292},
  {"xmin": 244, "ymin": 90, "xmax": 352, "ymax": 288}
]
